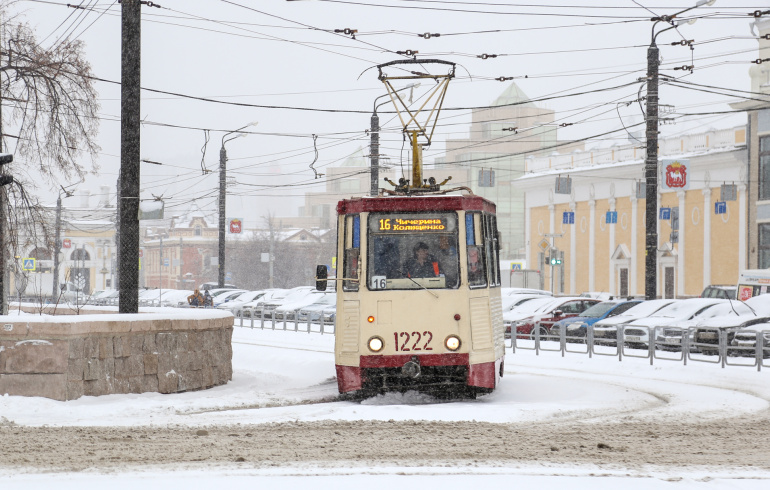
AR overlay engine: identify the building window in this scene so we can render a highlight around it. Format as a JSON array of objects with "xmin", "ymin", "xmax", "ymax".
[
  {"xmin": 194, "ymin": 226, "xmax": 202, "ymax": 236},
  {"xmin": 759, "ymin": 223, "xmax": 770, "ymax": 269},
  {"xmin": 759, "ymin": 136, "xmax": 770, "ymax": 200}
]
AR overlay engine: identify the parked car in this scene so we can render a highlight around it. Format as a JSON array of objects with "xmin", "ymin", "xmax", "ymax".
[
  {"xmin": 260, "ymin": 286, "xmax": 315, "ymax": 319},
  {"xmin": 691, "ymin": 294, "xmax": 770, "ymax": 355},
  {"xmin": 550, "ymin": 300, "xmax": 643, "ymax": 341},
  {"xmin": 240, "ymin": 289, "xmax": 290, "ymax": 318},
  {"xmin": 654, "ymin": 301, "xmax": 755, "ymax": 351},
  {"xmin": 501, "ymin": 288, "xmax": 552, "ymax": 297},
  {"xmin": 692, "ymin": 315, "xmax": 770, "ymax": 356},
  {"xmin": 729, "ymin": 322, "xmax": 770, "ymax": 358},
  {"xmin": 509, "ymin": 297, "xmax": 601, "ymax": 339},
  {"xmin": 212, "ymin": 289, "xmax": 249, "ymax": 307},
  {"xmin": 297, "ymin": 298, "xmax": 337, "ymax": 323},
  {"xmin": 501, "ymin": 294, "xmax": 547, "ymax": 313},
  {"xmin": 593, "ymin": 299, "xmax": 677, "ymax": 344},
  {"xmin": 275, "ymin": 291, "xmax": 336, "ymax": 321},
  {"xmin": 622, "ymin": 298, "xmax": 737, "ymax": 350},
  {"xmin": 217, "ymin": 290, "xmax": 267, "ymax": 316},
  {"xmin": 700, "ymin": 285, "xmax": 737, "ymax": 300},
  {"xmin": 502, "ymin": 296, "xmax": 559, "ymax": 339}
]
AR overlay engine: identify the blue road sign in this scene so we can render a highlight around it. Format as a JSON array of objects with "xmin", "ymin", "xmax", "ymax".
[
  {"xmin": 715, "ymin": 201, "xmax": 727, "ymax": 215},
  {"xmin": 163, "ymin": 258, "xmax": 170, "ymax": 267},
  {"xmin": 659, "ymin": 207, "xmax": 671, "ymax": 220},
  {"xmin": 562, "ymin": 211, "xmax": 574, "ymax": 224},
  {"xmin": 605, "ymin": 211, "xmax": 617, "ymax": 224},
  {"xmin": 22, "ymin": 258, "xmax": 36, "ymax": 271}
]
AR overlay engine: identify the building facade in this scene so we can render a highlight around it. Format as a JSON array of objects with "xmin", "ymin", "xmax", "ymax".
[{"xmin": 518, "ymin": 127, "xmax": 747, "ymax": 297}]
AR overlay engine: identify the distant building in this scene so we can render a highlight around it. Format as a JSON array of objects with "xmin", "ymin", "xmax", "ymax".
[
  {"xmin": 439, "ymin": 82, "xmax": 585, "ymax": 259},
  {"xmin": 730, "ymin": 16, "xmax": 770, "ymax": 269}
]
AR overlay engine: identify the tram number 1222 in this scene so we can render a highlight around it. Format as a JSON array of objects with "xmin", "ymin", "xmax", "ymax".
[{"xmin": 394, "ymin": 331, "xmax": 434, "ymax": 352}]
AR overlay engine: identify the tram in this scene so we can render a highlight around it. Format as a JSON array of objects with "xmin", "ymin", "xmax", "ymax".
[
  {"xmin": 317, "ymin": 194, "xmax": 504, "ymax": 397},
  {"xmin": 315, "ymin": 58, "xmax": 504, "ymax": 397}
]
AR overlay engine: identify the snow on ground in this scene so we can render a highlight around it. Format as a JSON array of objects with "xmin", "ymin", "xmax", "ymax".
[{"xmin": 2, "ymin": 324, "xmax": 770, "ymax": 488}]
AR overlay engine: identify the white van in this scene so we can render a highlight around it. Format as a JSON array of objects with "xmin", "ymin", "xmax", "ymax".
[{"xmin": 736, "ymin": 269, "xmax": 770, "ymax": 301}]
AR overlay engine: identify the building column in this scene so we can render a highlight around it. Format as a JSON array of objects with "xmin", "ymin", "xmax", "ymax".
[
  {"xmin": 702, "ymin": 188, "xmax": 712, "ymax": 289},
  {"xmin": 589, "ymin": 199, "xmax": 596, "ymax": 292},
  {"xmin": 739, "ymin": 184, "xmax": 747, "ymax": 271},
  {"xmin": 525, "ymin": 201, "xmax": 531, "ymax": 268},
  {"xmin": 677, "ymin": 190, "xmax": 686, "ymax": 297},
  {"xmin": 570, "ymin": 201, "xmax": 576, "ymax": 295},
  {"xmin": 608, "ymin": 197, "xmax": 616, "ymax": 295},
  {"xmin": 548, "ymin": 204, "xmax": 556, "ymax": 293},
  {"xmin": 630, "ymin": 195, "xmax": 638, "ymax": 296}
]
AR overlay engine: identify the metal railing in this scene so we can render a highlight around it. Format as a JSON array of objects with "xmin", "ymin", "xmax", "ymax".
[
  {"xmin": 237, "ymin": 307, "xmax": 336, "ymax": 335},
  {"xmin": 509, "ymin": 323, "xmax": 769, "ymax": 371}
]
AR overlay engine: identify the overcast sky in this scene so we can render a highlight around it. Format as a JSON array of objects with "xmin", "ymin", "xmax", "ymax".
[{"xmin": 5, "ymin": 0, "xmax": 764, "ymax": 227}]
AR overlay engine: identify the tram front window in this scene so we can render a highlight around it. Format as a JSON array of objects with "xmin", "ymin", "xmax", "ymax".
[{"xmin": 367, "ymin": 213, "xmax": 460, "ymax": 290}]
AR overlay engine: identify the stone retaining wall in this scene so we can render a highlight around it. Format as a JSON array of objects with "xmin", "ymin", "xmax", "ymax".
[{"xmin": 0, "ymin": 311, "xmax": 233, "ymax": 401}]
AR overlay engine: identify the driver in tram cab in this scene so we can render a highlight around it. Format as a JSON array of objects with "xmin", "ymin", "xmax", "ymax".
[{"xmin": 403, "ymin": 242, "xmax": 441, "ymax": 278}]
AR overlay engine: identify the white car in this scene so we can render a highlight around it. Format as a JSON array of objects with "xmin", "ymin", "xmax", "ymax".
[
  {"xmin": 622, "ymin": 299, "xmax": 745, "ymax": 350},
  {"xmin": 217, "ymin": 290, "xmax": 267, "ymax": 316},
  {"xmin": 729, "ymin": 322, "xmax": 770, "ymax": 358},
  {"xmin": 593, "ymin": 299, "xmax": 677, "ymax": 344},
  {"xmin": 260, "ymin": 286, "xmax": 315, "ymax": 319},
  {"xmin": 274, "ymin": 291, "xmax": 336, "ymax": 321},
  {"xmin": 502, "ymin": 297, "xmax": 560, "ymax": 339},
  {"xmin": 212, "ymin": 289, "xmax": 248, "ymax": 307},
  {"xmin": 239, "ymin": 289, "xmax": 290, "ymax": 318}
]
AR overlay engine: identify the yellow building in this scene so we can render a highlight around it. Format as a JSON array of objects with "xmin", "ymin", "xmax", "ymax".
[{"xmin": 518, "ymin": 127, "xmax": 747, "ymax": 298}]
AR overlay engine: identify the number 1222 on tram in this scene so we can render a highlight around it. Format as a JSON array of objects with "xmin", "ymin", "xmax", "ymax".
[{"xmin": 318, "ymin": 194, "xmax": 505, "ymax": 397}]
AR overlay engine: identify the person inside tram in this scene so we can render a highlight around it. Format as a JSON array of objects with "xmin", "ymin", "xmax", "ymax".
[
  {"xmin": 377, "ymin": 241, "xmax": 403, "ymax": 278},
  {"xmin": 467, "ymin": 245, "xmax": 485, "ymax": 285},
  {"xmin": 403, "ymin": 242, "xmax": 441, "ymax": 278}
]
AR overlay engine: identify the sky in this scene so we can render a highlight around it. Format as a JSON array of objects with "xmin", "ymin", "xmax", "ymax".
[
  {"xmin": 2, "ymin": 320, "xmax": 770, "ymax": 488},
  {"xmin": 3, "ymin": 0, "xmax": 765, "ymax": 227}
]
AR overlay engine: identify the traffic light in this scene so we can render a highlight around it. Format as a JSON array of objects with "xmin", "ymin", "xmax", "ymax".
[
  {"xmin": 0, "ymin": 153, "xmax": 13, "ymax": 187},
  {"xmin": 548, "ymin": 254, "xmax": 562, "ymax": 266}
]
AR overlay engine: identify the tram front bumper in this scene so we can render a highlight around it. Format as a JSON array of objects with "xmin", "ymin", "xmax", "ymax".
[{"xmin": 336, "ymin": 353, "xmax": 498, "ymax": 392}]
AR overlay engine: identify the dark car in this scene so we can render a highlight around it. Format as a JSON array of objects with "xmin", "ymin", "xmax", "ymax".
[
  {"xmin": 700, "ymin": 285, "xmax": 737, "ymax": 300},
  {"xmin": 513, "ymin": 297, "xmax": 601, "ymax": 339}
]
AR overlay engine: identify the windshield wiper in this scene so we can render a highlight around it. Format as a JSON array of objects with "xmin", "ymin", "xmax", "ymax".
[{"xmin": 397, "ymin": 269, "xmax": 439, "ymax": 298}]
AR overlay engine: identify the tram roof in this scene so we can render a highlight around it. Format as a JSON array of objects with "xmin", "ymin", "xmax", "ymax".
[{"xmin": 336, "ymin": 195, "xmax": 496, "ymax": 215}]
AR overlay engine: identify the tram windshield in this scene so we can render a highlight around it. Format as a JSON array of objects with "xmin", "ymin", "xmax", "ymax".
[{"xmin": 367, "ymin": 212, "xmax": 460, "ymax": 290}]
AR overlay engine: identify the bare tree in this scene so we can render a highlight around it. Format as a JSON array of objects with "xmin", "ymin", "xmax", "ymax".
[
  {"xmin": 1, "ymin": 3, "xmax": 101, "ymax": 313},
  {"xmin": 1, "ymin": 4, "xmax": 101, "ymax": 181}
]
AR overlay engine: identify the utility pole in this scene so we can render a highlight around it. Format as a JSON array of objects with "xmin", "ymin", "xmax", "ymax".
[
  {"xmin": 268, "ymin": 218, "xmax": 275, "ymax": 288},
  {"xmin": 218, "ymin": 144, "xmax": 226, "ymax": 288},
  {"xmin": 52, "ymin": 194, "xmax": 62, "ymax": 297},
  {"xmin": 219, "ymin": 123, "xmax": 256, "ymax": 288},
  {"xmin": 370, "ymin": 112, "xmax": 379, "ymax": 196},
  {"xmin": 119, "ymin": 0, "xmax": 141, "ymax": 313},
  {"xmin": 644, "ymin": 39, "xmax": 660, "ymax": 301},
  {"xmin": 643, "ymin": 0, "xmax": 715, "ymax": 300}
]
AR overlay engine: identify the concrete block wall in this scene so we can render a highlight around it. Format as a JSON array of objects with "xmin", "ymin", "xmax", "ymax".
[{"xmin": 0, "ymin": 311, "xmax": 233, "ymax": 401}]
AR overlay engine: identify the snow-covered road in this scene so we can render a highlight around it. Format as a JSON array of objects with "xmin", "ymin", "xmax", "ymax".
[{"xmin": 1, "ymin": 325, "xmax": 769, "ymax": 489}]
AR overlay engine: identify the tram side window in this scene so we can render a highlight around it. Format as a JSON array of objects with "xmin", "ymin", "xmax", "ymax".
[
  {"xmin": 466, "ymin": 212, "xmax": 487, "ymax": 288},
  {"xmin": 485, "ymin": 214, "xmax": 501, "ymax": 287},
  {"xmin": 343, "ymin": 215, "xmax": 360, "ymax": 291}
]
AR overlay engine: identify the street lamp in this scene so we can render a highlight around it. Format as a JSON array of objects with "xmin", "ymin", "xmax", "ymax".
[
  {"xmin": 370, "ymin": 83, "xmax": 420, "ymax": 196},
  {"xmin": 643, "ymin": 0, "xmax": 715, "ymax": 300},
  {"xmin": 219, "ymin": 122, "xmax": 258, "ymax": 288},
  {"xmin": 52, "ymin": 181, "xmax": 81, "ymax": 297}
]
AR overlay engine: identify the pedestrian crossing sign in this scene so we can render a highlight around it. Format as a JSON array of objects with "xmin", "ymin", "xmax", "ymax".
[{"xmin": 22, "ymin": 258, "xmax": 36, "ymax": 271}]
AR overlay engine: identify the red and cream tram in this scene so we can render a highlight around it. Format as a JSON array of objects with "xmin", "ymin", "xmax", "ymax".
[{"xmin": 318, "ymin": 194, "xmax": 504, "ymax": 397}]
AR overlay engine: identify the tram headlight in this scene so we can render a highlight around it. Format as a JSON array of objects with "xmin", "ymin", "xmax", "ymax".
[
  {"xmin": 368, "ymin": 336, "xmax": 384, "ymax": 352},
  {"xmin": 445, "ymin": 335, "xmax": 461, "ymax": 351}
]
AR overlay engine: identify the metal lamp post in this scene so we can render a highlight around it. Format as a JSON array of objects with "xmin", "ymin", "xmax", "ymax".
[
  {"xmin": 219, "ymin": 122, "xmax": 258, "ymax": 288},
  {"xmin": 644, "ymin": 0, "xmax": 715, "ymax": 300}
]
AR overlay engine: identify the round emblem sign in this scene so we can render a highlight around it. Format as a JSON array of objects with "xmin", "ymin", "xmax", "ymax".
[
  {"xmin": 229, "ymin": 219, "xmax": 242, "ymax": 234},
  {"xmin": 62, "ymin": 238, "xmax": 71, "ymax": 249}
]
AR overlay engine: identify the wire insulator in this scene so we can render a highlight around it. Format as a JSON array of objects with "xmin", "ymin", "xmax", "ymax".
[
  {"xmin": 419, "ymin": 33, "xmax": 441, "ymax": 39},
  {"xmin": 495, "ymin": 76, "xmax": 514, "ymax": 82},
  {"xmin": 477, "ymin": 54, "xmax": 498, "ymax": 60}
]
